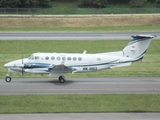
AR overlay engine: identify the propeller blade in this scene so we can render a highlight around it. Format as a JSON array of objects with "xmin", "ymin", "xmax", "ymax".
[
  {"xmin": 22, "ymin": 55, "xmax": 23, "ymax": 64},
  {"xmin": 22, "ymin": 68, "xmax": 24, "ymax": 75},
  {"xmin": 22, "ymin": 55, "xmax": 24, "ymax": 75}
]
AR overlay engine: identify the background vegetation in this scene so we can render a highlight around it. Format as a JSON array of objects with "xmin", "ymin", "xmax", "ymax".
[{"xmin": 0, "ymin": 0, "xmax": 160, "ymax": 8}]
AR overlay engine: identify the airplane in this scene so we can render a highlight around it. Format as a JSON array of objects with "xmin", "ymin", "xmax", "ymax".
[{"xmin": 4, "ymin": 34, "xmax": 156, "ymax": 83}]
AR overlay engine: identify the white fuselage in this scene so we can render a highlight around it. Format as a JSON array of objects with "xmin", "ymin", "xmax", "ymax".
[{"xmin": 5, "ymin": 52, "xmax": 132, "ymax": 76}]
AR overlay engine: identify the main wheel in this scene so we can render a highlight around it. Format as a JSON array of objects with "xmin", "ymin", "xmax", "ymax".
[
  {"xmin": 59, "ymin": 76, "xmax": 65, "ymax": 83},
  {"xmin": 5, "ymin": 76, "xmax": 12, "ymax": 82}
]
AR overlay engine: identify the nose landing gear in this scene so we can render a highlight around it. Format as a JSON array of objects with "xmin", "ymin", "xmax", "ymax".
[
  {"xmin": 5, "ymin": 76, "xmax": 12, "ymax": 82},
  {"xmin": 5, "ymin": 70, "xmax": 12, "ymax": 82}
]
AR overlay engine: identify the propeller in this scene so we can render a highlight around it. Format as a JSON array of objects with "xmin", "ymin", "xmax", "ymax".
[
  {"xmin": 22, "ymin": 55, "xmax": 23, "ymax": 64},
  {"xmin": 22, "ymin": 55, "xmax": 24, "ymax": 75}
]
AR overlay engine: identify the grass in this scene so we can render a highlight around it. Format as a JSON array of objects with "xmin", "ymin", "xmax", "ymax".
[
  {"xmin": 1, "ymin": 1, "xmax": 160, "ymax": 114},
  {"xmin": 0, "ymin": 15, "xmax": 160, "ymax": 31},
  {"xmin": 0, "ymin": 39, "xmax": 160, "ymax": 113},
  {"xmin": 0, "ymin": 40, "xmax": 160, "ymax": 78},
  {"xmin": 38, "ymin": 8, "xmax": 160, "ymax": 14},
  {"xmin": 0, "ymin": 26, "xmax": 160, "ymax": 32},
  {"xmin": 0, "ymin": 15, "xmax": 160, "ymax": 114},
  {"xmin": 0, "ymin": 94, "xmax": 160, "ymax": 113}
]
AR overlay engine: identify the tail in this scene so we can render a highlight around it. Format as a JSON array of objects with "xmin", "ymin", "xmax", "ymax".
[{"xmin": 123, "ymin": 34, "xmax": 157, "ymax": 61}]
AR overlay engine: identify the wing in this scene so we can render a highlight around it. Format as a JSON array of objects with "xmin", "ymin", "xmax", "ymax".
[
  {"xmin": 24, "ymin": 63, "xmax": 76, "ymax": 75},
  {"xmin": 48, "ymin": 64, "xmax": 76, "ymax": 73}
]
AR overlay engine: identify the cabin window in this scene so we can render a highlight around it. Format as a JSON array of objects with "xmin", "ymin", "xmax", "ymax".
[
  {"xmin": 78, "ymin": 57, "xmax": 82, "ymax": 61},
  {"xmin": 62, "ymin": 57, "xmax": 66, "ymax": 61},
  {"xmin": 45, "ymin": 56, "xmax": 49, "ymax": 60},
  {"xmin": 73, "ymin": 57, "xmax": 77, "ymax": 61},
  {"xmin": 51, "ymin": 56, "xmax": 55, "ymax": 60},
  {"xmin": 35, "ymin": 56, "xmax": 39, "ymax": 60},
  {"xmin": 57, "ymin": 57, "xmax": 61, "ymax": 60},
  {"xmin": 67, "ymin": 57, "xmax": 71, "ymax": 61},
  {"xmin": 97, "ymin": 58, "xmax": 101, "ymax": 61}
]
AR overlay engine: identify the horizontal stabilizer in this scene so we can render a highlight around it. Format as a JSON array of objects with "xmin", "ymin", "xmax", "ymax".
[{"xmin": 131, "ymin": 35, "xmax": 157, "ymax": 41}]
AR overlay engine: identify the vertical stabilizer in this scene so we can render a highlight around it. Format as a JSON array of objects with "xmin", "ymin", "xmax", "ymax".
[{"xmin": 122, "ymin": 35, "xmax": 156, "ymax": 61}]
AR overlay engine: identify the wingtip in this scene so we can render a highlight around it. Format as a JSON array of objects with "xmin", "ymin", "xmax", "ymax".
[
  {"xmin": 131, "ymin": 34, "xmax": 157, "ymax": 40},
  {"xmin": 154, "ymin": 35, "xmax": 157, "ymax": 38}
]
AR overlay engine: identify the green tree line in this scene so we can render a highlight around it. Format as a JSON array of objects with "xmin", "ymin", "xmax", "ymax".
[
  {"xmin": 0, "ymin": 0, "xmax": 160, "ymax": 8},
  {"xmin": 0, "ymin": 0, "xmax": 51, "ymax": 7},
  {"xmin": 81, "ymin": 0, "xmax": 160, "ymax": 8}
]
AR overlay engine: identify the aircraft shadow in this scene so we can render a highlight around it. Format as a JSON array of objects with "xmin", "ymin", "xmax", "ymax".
[
  {"xmin": 15, "ymin": 78, "xmax": 106, "ymax": 85},
  {"xmin": 48, "ymin": 80, "xmax": 74, "ymax": 85},
  {"xmin": 21, "ymin": 79, "xmax": 74, "ymax": 86}
]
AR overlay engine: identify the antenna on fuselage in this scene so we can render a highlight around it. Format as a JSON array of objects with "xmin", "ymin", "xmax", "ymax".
[{"xmin": 83, "ymin": 50, "xmax": 87, "ymax": 54}]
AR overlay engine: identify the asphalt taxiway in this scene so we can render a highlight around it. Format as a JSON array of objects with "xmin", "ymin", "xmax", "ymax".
[
  {"xmin": 0, "ymin": 77, "xmax": 159, "ymax": 95},
  {"xmin": 0, "ymin": 32, "xmax": 159, "ymax": 40},
  {"xmin": 1, "ymin": 113, "xmax": 160, "ymax": 120}
]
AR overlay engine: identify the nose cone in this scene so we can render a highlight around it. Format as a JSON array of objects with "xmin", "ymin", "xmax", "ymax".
[
  {"xmin": 4, "ymin": 59, "xmax": 24, "ymax": 68},
  {"xmin": 4, "ymin": 62, "xmax": 12, "ymax": 68},
  {"xmin": 4, "ymin": 63, "xmax": 7, "ymax": 68}
]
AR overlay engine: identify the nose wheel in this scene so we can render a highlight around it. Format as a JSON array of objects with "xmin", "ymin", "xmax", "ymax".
[
  {"xmin": 5, "ymin": 70, "xmax": 12, "ymax": 82},
  {"xmin": 59, "ymin": 76, "xmax": 65, "ymax": 83},
  {"xmin": 5, "ymin": 76, "xmax": 12, "ymax": 82}
]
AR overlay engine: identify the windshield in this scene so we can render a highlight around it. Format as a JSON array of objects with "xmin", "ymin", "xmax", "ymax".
[{"xmin": 28, "ymin": 55, "xmax": 34, "ymax": 60}]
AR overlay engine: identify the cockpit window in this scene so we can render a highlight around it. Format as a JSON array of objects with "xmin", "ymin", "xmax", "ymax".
[
  {"xmin": 28, "ymin": 55, "xmax": 31, "ymax": 59},
  {"xmin": 28, "ymin": 55, "xmax": 34, "ymax": 60}
]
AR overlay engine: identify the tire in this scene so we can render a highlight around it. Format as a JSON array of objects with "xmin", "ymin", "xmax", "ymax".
[
  {"xmin": 59, "ymin": 76, "xmax": 65, "ymax": 83},
  {"xmin": 5, "ymin": 76, "xmax": 12, "ymax": 82},
  {"xmin": 59, "ymin": 76, "xmax": 62, "ymax": 80}
]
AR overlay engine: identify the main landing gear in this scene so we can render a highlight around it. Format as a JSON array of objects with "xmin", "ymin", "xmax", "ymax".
[{"xmin": 59, "ymin": 76, "xmax": 65, "ymax": 83}]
